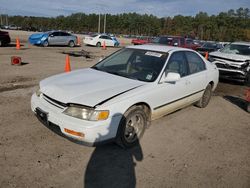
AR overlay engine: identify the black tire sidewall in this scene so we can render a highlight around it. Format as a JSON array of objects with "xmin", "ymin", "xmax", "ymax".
[
  {"xmin": 69, "ymin": 41, "xmax": 74, "ymax": 47},
  {"xmin": 96, "ymin": 42, "xmax": 101, "ymax": 47},
  {"xmin": 201, "ymin": 84, "xmax": 212, "ymax": 107}
]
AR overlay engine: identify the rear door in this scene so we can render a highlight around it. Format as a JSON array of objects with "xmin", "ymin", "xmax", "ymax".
[{"xmin": 184, "ymin": 51, "xmax": 207, "ymax": 103}]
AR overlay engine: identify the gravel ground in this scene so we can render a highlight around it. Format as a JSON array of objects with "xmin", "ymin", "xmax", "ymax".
[{"xmin": 0, "ymin": 30, "xmax": 249, "ymax": 188}]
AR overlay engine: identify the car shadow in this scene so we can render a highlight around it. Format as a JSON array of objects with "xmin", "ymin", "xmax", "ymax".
[
  {"xmin": 83, "ymin": 113, "xmax": 144, "ymax": 188},
  {"xmin": 223, "ymin": 95, "xmax": 249, "ymax": 112},
  {"xmin": 84, "ymin": 142, "xmax": 143, "ymax": 188}
]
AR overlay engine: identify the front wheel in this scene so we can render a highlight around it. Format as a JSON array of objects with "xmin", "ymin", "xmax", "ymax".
[
  {"xmin": 195, "ymin": 84, "xmax": 212, "ymax": 108},
  {"xmin": 43, "ymin": 40, "xmax": 49, "ymax": 47},
  {"xmin": 116, "ymin": 106, "xmax": 148, "ymax": 148}
]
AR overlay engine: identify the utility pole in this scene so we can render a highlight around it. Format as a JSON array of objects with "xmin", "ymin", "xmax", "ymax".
[
  {"xmin": 98, "ymin": 13, "xmax": 101, "ymax": 33},
  {"xmin": 5, "ymin": 15, "xmax": 8, "ymax": 26},
  {"xmin": 103, "ymin": 14, "xmax": 106, "ymax": 34}
]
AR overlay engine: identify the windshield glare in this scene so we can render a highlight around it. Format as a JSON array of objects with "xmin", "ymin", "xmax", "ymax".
[
  {"xmin": 92, "ymin": 48, "xmax": 168, "ymax": 82},
  {"xmin": 220, "ymin": 44, "xmax": 250, "ymax": 56}
]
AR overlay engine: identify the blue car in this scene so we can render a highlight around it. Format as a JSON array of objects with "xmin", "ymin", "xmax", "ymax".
[{"xmin": 29, "ymin": 31, "xmax": 77, "ymax": 47}]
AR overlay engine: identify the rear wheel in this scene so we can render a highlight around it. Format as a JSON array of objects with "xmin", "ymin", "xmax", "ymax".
[
  {"xmin": 0, "ymin": 40, "xmax": 2, "ymax": 46},
  {"xmin": 68, "ymin": 40, "xmax": 75, "ymax": 47},
  {"xmin": 195, "ymin": 84, "xmax": 212, "ymax": 108},
  {"xmin": 247, "ymin": 102, "xmax": 250, "ymax": 113},
  {"xmin": 96, "ymin": 42, "xmax": 101, "ymax": 47},
  {"xmin": 116, "ymin": 106, "xmax": 148, "ymax": 148}
]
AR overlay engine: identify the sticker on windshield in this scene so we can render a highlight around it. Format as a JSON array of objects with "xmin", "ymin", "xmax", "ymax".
[
  {"xmin": 146, "ymin": 74, "xmax": 153, "ymax": 80},
  {"xmin": 145, "ymin": 51, "xmax": 162, "ymax": 57}
]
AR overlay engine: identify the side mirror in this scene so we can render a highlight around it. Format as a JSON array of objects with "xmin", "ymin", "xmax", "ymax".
[
  {"xmin": 50, "ymin": 35, "xmax": 54, "ymax": 37},
  {"xmin": 173, "ymin": 42, "xmax": 178, "ymax": 46},
  {"xmin": 160, "ymin": 72, "xmax": 181, "ymax": 83}
]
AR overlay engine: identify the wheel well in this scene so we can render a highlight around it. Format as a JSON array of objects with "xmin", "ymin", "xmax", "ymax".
[{"xmin": 208, "ymin": 81, "xmax": 214, "ymax": 90}]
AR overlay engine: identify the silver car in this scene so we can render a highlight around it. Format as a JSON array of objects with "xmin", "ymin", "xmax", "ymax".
[{"xmin": 44, "ymin": 31, "xmax": 77, "ymax": 47}]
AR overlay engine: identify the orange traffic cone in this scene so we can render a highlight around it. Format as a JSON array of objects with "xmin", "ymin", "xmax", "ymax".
[
  {"xmin": 11, "ymin": 56, "xmax": 22, "ymax": 65},
  {"xmin": 102, "ymin": 41, "xmax": 107, "ymax": 50},
  {"xmin": 77, "ymin": 36, "xmax": 81, "ymax": 46},
  {"xmin": 65, "ymin": 55, "xmax": 71, "ymax": 72},
  {"xmin": 16, "ymin": 38, "xmax": 20, "ymax": 50},
  {"xmin": 205, "ymin": 51, "xmax": 209, "ymax": 60}
]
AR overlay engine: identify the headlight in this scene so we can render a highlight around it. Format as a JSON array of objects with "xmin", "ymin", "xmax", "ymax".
[
  {"xmin": 35, "ymin": 88, "xmax": 42, "ymax": 97},
  {"xmin": 208, "ymin": 56, "xmax": 215, "ymax": 62},
  {"xmin": 63, "ymin": 105, "xmax": 109, "ymax": 121}
]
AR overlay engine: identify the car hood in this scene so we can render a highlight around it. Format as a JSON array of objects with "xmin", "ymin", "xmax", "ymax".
[
  {"xmin": 209, "ymin": 51, "xmax": 250, "ymax": 62},
  {"xmin": 40, "ymin": 68, "xmax": 144, "ymax": 107}
]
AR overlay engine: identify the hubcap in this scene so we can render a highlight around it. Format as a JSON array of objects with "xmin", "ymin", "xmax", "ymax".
[{"xmin": 124, "ymin": 113, "xmax": 144, "ymax": 143}]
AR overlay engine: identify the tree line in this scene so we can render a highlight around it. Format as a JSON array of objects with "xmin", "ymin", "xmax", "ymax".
[{"xmin": 4, "ymin": 7, "xmax": 250, "ymax": 41}]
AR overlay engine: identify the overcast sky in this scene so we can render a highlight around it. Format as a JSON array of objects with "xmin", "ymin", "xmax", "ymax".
[{"xmin": 0, "ymin": 0, "xmax": 249, "ymax": 17}]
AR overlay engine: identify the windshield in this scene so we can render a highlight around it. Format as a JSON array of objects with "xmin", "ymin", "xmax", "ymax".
[
  {"xmin": 92, "ymin": 48, "xmax": 168, "ymax": 82},
  {"xmin": 220, "ymin": 43, "xmax": 250, "ymax": 56}
]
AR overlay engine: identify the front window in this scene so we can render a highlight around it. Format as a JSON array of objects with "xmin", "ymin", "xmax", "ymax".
[
  {"xmin": 220, "ymin": 43, "xmax": 250, "ymax": 56},
  {"xmin": 92, "ymin": 48, "xmax": 168, "ymax": 82}
]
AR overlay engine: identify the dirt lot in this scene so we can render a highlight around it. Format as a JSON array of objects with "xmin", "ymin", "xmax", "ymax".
[{"xmin": 0, "ymin": 30, "xmax": 249, "ymax": 188}]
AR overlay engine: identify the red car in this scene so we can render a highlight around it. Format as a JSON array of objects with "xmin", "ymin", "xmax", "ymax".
[
  {"xmin": 153, "ymin": 36, "xmax": 200, "ymax": 50},
  {"xmin": 131, "ymin": 36, "xmax": 152, "ymax": 45}
]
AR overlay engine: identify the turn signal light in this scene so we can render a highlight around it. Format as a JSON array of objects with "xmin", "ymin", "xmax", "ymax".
[{"xmin": 64, "ymin": 128, "xmax": 84, "ymax": 138}]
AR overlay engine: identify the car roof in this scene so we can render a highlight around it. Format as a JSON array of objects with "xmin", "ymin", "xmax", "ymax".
[
  {"xmin": 231, "ymin": 41, "xmax": 250, "ymax": 46},
  {"xmin": 126, "ymin": 44, "xmax": 194, "ymax": 53}
]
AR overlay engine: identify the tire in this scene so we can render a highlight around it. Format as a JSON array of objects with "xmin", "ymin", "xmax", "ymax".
[
  {"xmin": 247, "ymin": 102, "xmax": 250, "ymax": 113},
  {"xmin": 116, "ymin": 106, "xmax": 148, "ymax": 148},
  {"xmin": 0, "ymin": 40, "xmax": 2, "ymax": 47},
  {"xmin": 195, "ymin": 84, "xmax": 212, "ymax": 108},
  {"xmin": 96, "ymin": 42, "xmax": 101, "ymax": 47},
  {"xmin": 43, "ymin": 40, "xmax": 49, "ymax": 47},
  {"xmin": 114, "ymin": 43, "xmax": 119, "ymax": 47},
  {"xmin": 68, "ymin": 40, "xmax": 75, "ymax": 48}
]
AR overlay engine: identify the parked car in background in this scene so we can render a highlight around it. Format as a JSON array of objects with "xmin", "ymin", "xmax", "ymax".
[
  {"xmin": 83, "ymin": 34, "xmax": 119, "ymax": 47},
  {"xmin": 0, "ymin": 30, "xmax": 11, "ymax": 46},
  {"xmin": 131, "ymin": 36, "xmax": 153, "ymax": 45},
  {"xmin": 31, "ymin": 45, "xmax": 218, "ymax": 148},
  {"xmin": 153, "ymin": 36, "xmax": 200, "ymax": 50},
  {"xmin": 29, "ymin": 31, "xmax": 77, "ymax": 47},
  {"xmin": 196, "ymin": 42, "xmax": 224, "ymax": 56},
  {"xmin": 8, "ymin": 24, "xmax": 18, "ymax": 30},
  {"xmin": 209, "ymin": 42, "xmax": 250, "ymax": 83}
]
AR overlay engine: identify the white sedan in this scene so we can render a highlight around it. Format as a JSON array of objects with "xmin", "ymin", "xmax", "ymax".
[
  {"xmin": 31, "ymin": 45, "xmax": 219, "ymax": 148},
  {"xmin": 83, "ymin": 34, "xmax": 119, "ymax": 47}
]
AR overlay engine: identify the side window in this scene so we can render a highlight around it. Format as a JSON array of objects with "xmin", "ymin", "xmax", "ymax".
[
  {"xmin": 99, "ymin": 35, "xmax": 105, "ymax": 39},
  {"xmin": 61, "ymin": 32, "xmax": 70, "ymax": 36},
  {"xmin": 185, "ymin": 51, "xmax": 206, "ymax": 74},
  {"xmin": 165, "ymin": 51, "xmax": 188, "ymax": 77},
  {"xmin": 52, "ymin": 32, "xmax": 60, "ymax": 36}
]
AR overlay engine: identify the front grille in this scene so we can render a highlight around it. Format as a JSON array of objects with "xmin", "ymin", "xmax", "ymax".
[
  {"xmin": 215, "ymin": 62, "xmax": 243, "ymax": 71},
  {"xmin": 43, "ymin": 94, "xmax": 67, "ymax": 109}
]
